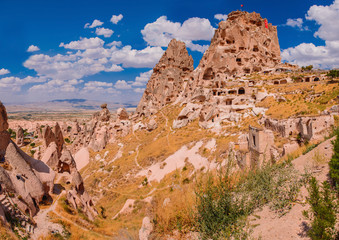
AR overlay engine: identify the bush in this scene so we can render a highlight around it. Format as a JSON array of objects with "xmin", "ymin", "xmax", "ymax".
[
  {"xmin": 327, "ymin": 70, "xmax": 339, "ymax": 79},
  {"xmin": 30, "ymin": 150, "xmax": 36, "ymax": 156},
  {"xmin": 329, "ymin": 131, "xmax": 339, "ymax": 187},
  {"xmin": 195, "ymin": 160, "xmax": 303, "ymax": 239},
  {"xmin": 303, "ymin": 177, "xmax": 337, "ymax": 240},
  {"xmin": 195, "ymin": 166, "xmax": 248, "ymax": 239}
]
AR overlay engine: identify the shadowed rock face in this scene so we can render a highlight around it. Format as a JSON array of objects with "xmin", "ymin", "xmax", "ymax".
[
  {"xmin": 0, "ymin": 101, "xmax": 55, "ymax": 218},
  {"xmin": 136, "ymin": 39, "xmax": 194, "ymax": 117},
  {"xmin": 0, "ymin": 102, "xmax": 10, "ymax": 155},
  {"xmin": 0, "ymin": 102, "xmax": 8, "ymax": 132}
]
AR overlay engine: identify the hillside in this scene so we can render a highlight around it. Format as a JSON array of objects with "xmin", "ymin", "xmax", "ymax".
[{"xmin": 0, "ymin": 10, "xmax": 339, "ymax": 240}]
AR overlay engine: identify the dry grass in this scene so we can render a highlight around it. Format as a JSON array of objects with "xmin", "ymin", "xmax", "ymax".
[{"xmin": 256, "ymin": 81, "xmax": 339, "ymax": 119}]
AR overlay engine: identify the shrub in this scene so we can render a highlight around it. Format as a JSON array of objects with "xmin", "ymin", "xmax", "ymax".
[
  {"xmin": 327, "ymin": 70, "xmax": 339, "ymax": 79},
  {"xmin": 30, "ymin": 142, "xmax": 35, "ymax": 147},
  {"xmin": 195, "ymin": 166, "xmax": 248, "ymax": 239},
  {"xmin": 30, "ymin": 150, "xmax": 36, "ymax": 156},
  {"xmin": 329, "ymin": 130, "xmax": 339, "ymax": 187},
  {"xmin": 142, "ymin": 177, "xmax": 148, "ymax": 186},
  {"xmin": 303, "ymin": 177, "xmax": 337, "ymax": 240},
  {"xmin": 64, "ymin": 138, "xmax": 70, "ymax": 144},
  {"xmin": 195, "ymin": 160, "xmax": 304, "ymax": 239}
]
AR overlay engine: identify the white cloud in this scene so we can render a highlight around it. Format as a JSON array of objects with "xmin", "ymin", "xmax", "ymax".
[
  {"xmin": 27, "ymin": 45, "xmax": 40, "ymax": 52},
  {"xmin": 282, "ymin": 0, "xmax": 339, "ymax": 69},
  {"xmin": 106, "ymin": 41, "xmax": 122, "ymax": 47},
  {"xmin": 84, "ymin": 19, "xmax": 104, "ymax": 28},
  {"xmin": 95, "ymin": 27, "xmax": 114, "ymax": 38},
  {"xmin": 306, "ymin": 0, "xmax": 339, "ymax": 41},
  {"xmin": 110, "ymin": 46, "xmax": 164, "ymax": 68},
  {"xmin": 285, "ymin": 18, "xmax": 308, "ymax": 31},
  {"xmin": 29, "ymin": 79, "xmax": 83, "ymax": 93},
  {"xmin": 132, "ymin": 70, "xmax": 153, "ymax": 86},
  {"xmin": 111, "ymin": 14, "xmax": 123, "ymax": 24},
  {"xmin": 84, "ymin": 81, "xmax": 113, "ymax": 87},
  {"xmin": 0, "ymin": 68, "xmax": 10, "ymax": 75},
  {"xmin": 0, "ymin": 76, "xmax": 46, "ymax": 92},
  {"xmin": 141, "ymin": 16, "xmax": 214, "ymax": 52},
  {"xmin": 105, "ymin": 64, "xmax": 124, "ymax": 72},
  {"xmin": 114, "ymin": 80, "xmax": 131, "ymax": 89},
  {"xmin": 134, "ymin": 88, "xmax": 145, "ymax": 93},
  {"xmin": 82, "ymin": 81, "xmax": 119, "ymax": 94},
  {"xmin": 214, "ymin": 14, "xmax": 228, "ymax": 21},
  {"xmin": 60, "ymin": 37, "xmax": 104, "ymax": 50}
]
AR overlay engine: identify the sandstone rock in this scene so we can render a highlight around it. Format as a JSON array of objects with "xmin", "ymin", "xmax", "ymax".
[
  {"xmin": 182, "ymin": 11, "xmax": 281, "ymax": 103},
  {"xmin": 283, "ymin": 142, "xmax": 299, "ymax": 156},
  {"xmin": 133, "ymin": 122, "xmax": 146, "ymax": 131},
  {"xmin": 41, "ymin": 142, "xmax": 59, "ymax": 170},
  {"xmin": 139, "ymin": 216, "xmax": 153, "ymax": 240},
  {"xmin": 147, "ymin": 119, "xmax": 158, "ymax": 131},
  {"xmin": 53, "ymin": 123, "xmax": 64, "ymax": 157},
  {"xmin": 16, "ymin": 126, "xmax": 24, "ymax": 147},
  {"xmin": 173, "ymin": 103, "xmax": 202, "ymax": 129},
  {"xmin": 74, "ymin": 148, "xmax": 90, "ymax": 171},
  {"xmin": 137, "ymin": 39, "xmax": 194, "ymax": 117},
  {"xmin": 59, "ymin": 149, "xmax": 77, "ymax": 173},
  {"xmin": 117, "ymin": 108, "xmax": 129, "ymax": 120},
  {"xmin": 43, "ymin": 126, "xmax": 56, "ymax": 149},
  {"xmin": 66, "ymin": 170, "xmax": 98, "ymax": 221},
  {"xmin": 93, "ymin": 104, "xmax": 110, "ymax": 122},
  {"xmin": 0, "ymin": 102, "xmax": 8, "ymax": 132}
]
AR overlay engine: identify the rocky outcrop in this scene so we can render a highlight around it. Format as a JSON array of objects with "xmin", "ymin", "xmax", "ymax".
[
  {"xmin": 16, "ymin": 126, "xmax": 24, "ymax": 147},
  {"xmin": 0, "ymin": 102, "xmax": 55, "ymax": 218},
  {"xmin": 93, "ymin": 103, "xmax": 110, "ymax": 122},
  {"xmin": 66, "ymin": 170, "xmax": 98, "ymax": 221},
  {"xmin": 189, "ymin": 11, "xmax": 281, "ymax": 89},
  {"xmin": 137, "ymin": 39, "xmax": 194, "ymax": 117},
  {"xmin": 117, "ymin": 108, "xmax": 129, "ymax": 121}
]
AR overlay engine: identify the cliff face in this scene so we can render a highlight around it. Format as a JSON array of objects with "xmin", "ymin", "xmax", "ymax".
[
  {"xmin": 187, "ymin": 11, "xmax": 281, "ymax": 91},
  {"xmin": 137, "ymin": 11, "xmax": 282, "ymax": 117},
  {"xmin": 136, "ymin": 39, "xmax": 193, "ymax": 117}
]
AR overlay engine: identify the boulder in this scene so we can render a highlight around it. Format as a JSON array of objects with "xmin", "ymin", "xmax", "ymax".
[
  {"xmin": 16, "ymin": 126, "xmax": 24, "ymax": 147},
  {"xmin": 147, "ymin": 119, "xmax": 158, "ymax": 131},
  {"xmin": 117, "ymin": 108, "xmax": 129, "ymax": 120},
  {"xmin": 139, "ymin": 216, "xmax": 153, "ymax": 240},
  {"xmin": 41, "ymin": 142, "xmax": 59, "ymax": 170}
]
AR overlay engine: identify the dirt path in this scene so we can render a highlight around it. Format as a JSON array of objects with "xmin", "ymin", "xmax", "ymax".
[
  {"xmin": 31, "ymin": 193, "xmax": 64, "ymax": 239},
  {"xmin": 251, "ymin": 137, "xmax": 335, "ymax": 240},
  {"xmin": 32, "ymin": 191, "xmax": 112, "ymax": 239}
]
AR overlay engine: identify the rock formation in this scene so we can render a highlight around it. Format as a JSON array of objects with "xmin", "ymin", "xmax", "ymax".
[
  {"xmin": 191, "ymin": 11, "xmax": 281, "ymax": 86},
  {"xmin": 16, "ymin": 126, "xmax": 24, "ymax": 147},
  {"xmin": 137, "ymin": 39, "xmax": 194, "ymax": 117},
  {"xmin": 0, "ymin": 101, "xmax": 55, "ymax": 219},
  {"xmin": 93, "ymin": 103, "xmax": 111, "ymax": 122}
]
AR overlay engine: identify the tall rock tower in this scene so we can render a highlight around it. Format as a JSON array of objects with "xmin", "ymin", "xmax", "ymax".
[
  {"xmin": 188, "ymin": 11, "xmax": 281, "ymax": 91},
  {"xmin": 136, "ymin": 39, "xmax": 194, "ymax": 117}
]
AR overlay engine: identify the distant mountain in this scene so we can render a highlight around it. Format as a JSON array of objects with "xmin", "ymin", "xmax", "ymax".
[{"xmin": 49, "ymin": 99, "xmax": 86, "ymax": 104}]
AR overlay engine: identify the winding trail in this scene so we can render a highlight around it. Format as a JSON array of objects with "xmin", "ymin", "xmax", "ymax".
[{"xmin": 31, "ymin": 193, "xmax": 64, "ymax": 239}]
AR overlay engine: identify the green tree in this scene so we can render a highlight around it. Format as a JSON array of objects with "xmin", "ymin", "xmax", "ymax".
[
  {"xmin": 327, "ymin": 70, "xmax": 339, "ymax": 79},
  {"xmin": 303, "ymin": 177, "xmax": 337, "ymax": 240},
  {"xmin": 329, "ymin": 130, "xmax": 339, "ymax": 187}
]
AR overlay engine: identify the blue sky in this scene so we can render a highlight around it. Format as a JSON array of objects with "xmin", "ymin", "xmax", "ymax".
[{"xmin": 0, "ymin": 0, "xmax": 338, "ymax": 104}]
